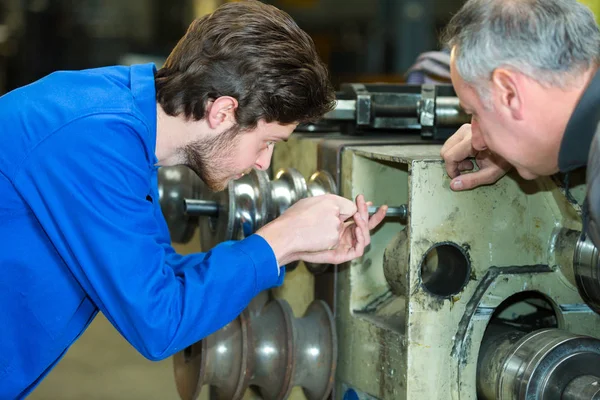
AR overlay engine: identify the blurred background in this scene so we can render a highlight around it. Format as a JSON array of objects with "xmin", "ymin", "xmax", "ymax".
[
  {"xmin": 0, "ymin": 0, "xmax": 468, "ymax": 95},
  {"xmin": 1, "ymin": 0, "xmax": 596, "ymax": 398}
]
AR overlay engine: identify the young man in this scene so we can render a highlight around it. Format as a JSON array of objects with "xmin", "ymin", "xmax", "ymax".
[
  {"xmin": 0, "ymin": 1, "xmax": 386, "ymax": 397},
  {"xmin": 440, "ymin": 0, "xmax": 600, "ymax": 244}
]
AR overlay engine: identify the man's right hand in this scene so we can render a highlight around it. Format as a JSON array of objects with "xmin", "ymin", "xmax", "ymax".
[
  {"xmin": 256, "ymin": 194, "xmax": 365, "ymax": 266},
  {"xmin": 440, "ymin": 124, "xmax": 511, "ymax": 191}
]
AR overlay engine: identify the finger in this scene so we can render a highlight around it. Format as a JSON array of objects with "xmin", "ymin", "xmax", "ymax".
[
  {"xmin": 457, "ymin": 159, "xmax": 474, "ymax": 172},
  {"xmin": 440, "ymin": 124, "xmax": 470, "ymax": 156},
  {"xmin": 355, "ymin": 194, "xmax": 369, "ymax": 223},
  {"xmin": 354, "ymin": 224, "xmax": 365, "ymax": 256},
  {"xmin": 334, "ymin": 195, "xmax": 358, "ymax": 220},
  {"xmin": 443, "ymin": 138, "xmax": 477, "ymax": 179},
  {"xmin": 368, "ymin": 205, "xmax": 387, "ymax": 230},
  {"xmin": 353, "ymin": 210, "xmax": 370, "ymax": 246},
  {"xmin": 450, "ymin": 165, "xmax": 507, "ymax": 191}
]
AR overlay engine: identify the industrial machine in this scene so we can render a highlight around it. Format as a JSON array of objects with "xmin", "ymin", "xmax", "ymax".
[{"xmin": 159, "ymin": 84, "xmax": 600, "ymax": 400}]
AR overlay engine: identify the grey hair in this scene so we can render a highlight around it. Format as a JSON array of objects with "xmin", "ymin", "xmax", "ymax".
[{"xmin": 442, "ymin": 0, "xmax": 600, "ymax": 98}]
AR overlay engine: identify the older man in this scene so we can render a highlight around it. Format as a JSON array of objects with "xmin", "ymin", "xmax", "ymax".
[{"xmin": 440, "ymin": 0, "xmax": 600, "ymax": 243}]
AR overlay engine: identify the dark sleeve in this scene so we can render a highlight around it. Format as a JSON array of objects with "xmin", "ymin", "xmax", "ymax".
[
  {"xmin": 13, "ymin": 113, "xmax": 283, "ymax": 360},
  {"xmin": 586, "ymin": 127, "xmax": 600, "ymax": 248}
]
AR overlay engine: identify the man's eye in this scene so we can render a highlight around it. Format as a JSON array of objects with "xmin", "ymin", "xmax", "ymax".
[{"xmin": 266, "ymin": 141, "xmax": 275, "ymax": 147}]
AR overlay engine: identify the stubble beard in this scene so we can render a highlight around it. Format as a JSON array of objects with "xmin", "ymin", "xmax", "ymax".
[{"xmin": 183, "ymin": 125, "xmax": 241, "ymax": 192}]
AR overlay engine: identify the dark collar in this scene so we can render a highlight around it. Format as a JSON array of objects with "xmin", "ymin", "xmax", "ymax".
[{"xmin": 559, "ymin": 69, "xmax": 600, "ymax": 172}]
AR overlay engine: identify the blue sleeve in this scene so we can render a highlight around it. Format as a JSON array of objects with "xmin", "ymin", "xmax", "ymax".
[{"xmin": 13, "ymin": 113, "xmax": 284, "ymax": 360}]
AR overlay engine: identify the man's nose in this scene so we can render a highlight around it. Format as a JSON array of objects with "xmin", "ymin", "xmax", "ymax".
[{"xmin": 254, "ymin": 145, "xmax": 273, "ymax": 171}]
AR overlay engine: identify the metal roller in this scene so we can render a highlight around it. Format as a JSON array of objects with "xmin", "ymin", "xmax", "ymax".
[
  {"xmin": 477, "ymin": 326, "xmax": 600, "ymax": 400},
  {"xmin": 157, "ymin": 166, "xmax": 203, "ymax": 244},
  {"xmin": 159, "ymin": 166, "xmax": 407, "ymax": 274},
  {"xmin": 173, "ymin": 310, "xmax": 251, "ymax": 400},
  {"xmin": 551, "ymin": 228, "xmax": 600, "ymax": 316},
  {"xmin": 173, "ymin": 298, "xmax": 336, "ymax": 400},
  {"xmin": 574, "ymin": 234, "xmax": 600, "ymax": 315}
]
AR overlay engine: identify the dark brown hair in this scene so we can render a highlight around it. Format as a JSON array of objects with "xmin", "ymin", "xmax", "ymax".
[{"xmin": 155, "ymin": 0, "xmax": 335, "ymax": 130}]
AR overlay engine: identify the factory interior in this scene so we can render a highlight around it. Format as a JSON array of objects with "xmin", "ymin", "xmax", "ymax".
[{"xmin": 2, "ymin": 0, "xmax": 600, "ymax": 399}]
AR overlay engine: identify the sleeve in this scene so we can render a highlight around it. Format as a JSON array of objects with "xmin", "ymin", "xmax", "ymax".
[
  {"xmin": 586, "ymin": 128, "xmax": 600, "ymax": 248},
  {"xmin": 13, "ymin": 113, "xmax": 284, "ymax": 361}
]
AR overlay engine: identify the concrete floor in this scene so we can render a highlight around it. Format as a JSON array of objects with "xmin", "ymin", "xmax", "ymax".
[{"xmin": 29, "ymin": 314, "xmax": 181, "ymax": 400}]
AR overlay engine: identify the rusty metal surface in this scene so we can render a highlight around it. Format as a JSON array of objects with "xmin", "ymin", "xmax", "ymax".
[{"xmin": 332, "ymin": 145, "xmax": 600, "ymax": 399}]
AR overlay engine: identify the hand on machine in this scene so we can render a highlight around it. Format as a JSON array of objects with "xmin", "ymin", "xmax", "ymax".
[
  {"xmin": 440, "ymin": 123, "xmax": 511, "ymax": 191},
  {"xmin": 256, "ymin": 193, "xmax": 388, "ymax": 266},
  {"xmin": 160, "ymin": 167, "xmax": 404, "ymax": 270}
]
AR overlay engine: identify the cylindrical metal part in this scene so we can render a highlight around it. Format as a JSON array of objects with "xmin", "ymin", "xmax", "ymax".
[
  {"xmin": 158, "ymin": 166, "xmax": 203, "ymax": 244},
  {"xmin": 372, "ymin": 103, "xmax": 417, "ymax": 118},
  {"xmin": 562, "ymin": 375, "xmax": 600, "ymax": 400},
  {"xmin": 173, "ymin": 310, "xmax": 251, "ymax": 400},
  {"xmin": 250, "ymin": 299, "xmax": 294, "ymax": 400},
  {"xmin": 574, "ymin": 234, "xmax": 600, "ymax": 314},
  {"xmin": 369, "ymin": 205, "xmax": 407, "ymax": 219},
  {"xmin": 290, "ymin": 301, "xmax": 337, "ymax": 400},
  {"xmin": 186, "ymin": 199, "xmax": 405, "ymax": 219},
  {"xmin": 173, "ymin": 298, "xmax": 336, "ymax": 400},
  {"xmin": 184, "ymin": 199, "xmax": 219, "ymax": 217},
  {"xmin": 477, "ymin": 324, "xmax": 526, "ymax": 400},
  {"xmin": 435, "ymin": 97, "xmax": 469, "ymax": 127},
  {"xmin": 551, "ymin": 228, "xmax": 580, "ymax": 287},
  {"xmin": 477, "ymin": 327, "xmax": 600, "ymax": 400},
  {"xmin": 271, "ymin": 168, "xmax": 308, "ymax": 217}
]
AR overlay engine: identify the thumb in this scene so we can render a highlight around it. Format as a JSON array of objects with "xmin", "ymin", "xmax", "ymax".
[
  {"xmin": 334, "ymin": 196, "xmax": 358, "ymax": 220},
  {"xmin": 450, "ymin": 168, "xmax": 503, "ymax": 191}
]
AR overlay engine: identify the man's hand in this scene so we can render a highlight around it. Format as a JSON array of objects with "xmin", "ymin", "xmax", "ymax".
[
  {"xmin": 256, "ymin": 194, "xmax": 386, "ymax": 266},
  {"xmin": 293, "ymin": 195, "xmax": 387, "ymax": 265},
  {"xmin": 440, "ymin": 124, "xmax": 511, "ymax": 191}
]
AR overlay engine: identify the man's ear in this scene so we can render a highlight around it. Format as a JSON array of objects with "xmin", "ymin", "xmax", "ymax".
[
  {"xmin": 491, "ymin": 68, "xmax": 524, "ymax": 120},
  {"xmin": 205, "ymin": 96, "xmax": 238, "ymax": 129}
]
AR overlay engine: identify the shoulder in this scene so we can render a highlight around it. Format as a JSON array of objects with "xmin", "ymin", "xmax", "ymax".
[{"xmin": 0, "ymin": 65, "xmax": 157, "ymax": 179}]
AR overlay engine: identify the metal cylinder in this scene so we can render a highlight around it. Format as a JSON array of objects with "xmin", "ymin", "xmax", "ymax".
[
  {"xmin": 562, "ymin": 375, "xmax": 600, "ymax": 400},
  {"xmin": 477, "ymin": 324, "xmax": 526, "ymax": 400},
  {"xmin": 435, "ymin": 97, "xmax": 469, "ymax": 127},
  {"xmin": 158, "ymin": 166, "xmax": 203, "ymax": 244},
  {"xmin": 477, "ymin": 327, "xmax": 600, "ymax": 400},
  {"xmin": 173, "ymin": 310, "xmax": 251, "ymax": 400},
  {"xmin": 574, "ymin": 234, "xmax": 600, "ymax": 315},
  {"xmin": 271, "ymin": 168, "xmax": 308, "ymax": 218},
  {"xmin": 173, "ymin": 298, "xmax": 337, "ymax": 400},
  {"xmin": 184, "ymin": 199, "xmax": 219, "ymax": 217}
]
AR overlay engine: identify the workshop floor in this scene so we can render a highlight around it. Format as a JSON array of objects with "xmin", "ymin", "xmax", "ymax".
[{"xmin": 29, "ymin": 314, "xmax": 181, "ymax": 400}]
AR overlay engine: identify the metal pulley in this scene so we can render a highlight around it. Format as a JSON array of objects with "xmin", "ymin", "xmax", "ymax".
[
  {"xmin": 477, "ymin": 327, "xmax": 600, "ymax": 400},
  {"xmin": 173, "ymin": 297, "xmax": 336, "ymax": 400},
  {"xmin": 158, "ymin": 166, "xmax": 203, "ymax": 244},
  {"xmin": 159, "ymin": 166, "xmax": 408, "ymax": 273}
]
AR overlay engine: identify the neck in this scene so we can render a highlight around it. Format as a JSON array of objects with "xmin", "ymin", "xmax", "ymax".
[
  {"xmin": 542, "ymin": 65, "xmax": 598, "ymax": 134},
  {"xmin": 155, "ymin": 104, "xmax": 191, "ymax": 166}
]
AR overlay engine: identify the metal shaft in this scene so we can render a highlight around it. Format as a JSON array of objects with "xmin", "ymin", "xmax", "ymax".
[
  {"xmin": 185, "ymin": 198, "xmax": 406, "ymax": 219},
  {"xmin": 184, "ymin": 199, "xmax": 219, "ymax": 217},
  {"xmin": 562, "ymin": 375, "xmax": 600, "ymax": 400}
]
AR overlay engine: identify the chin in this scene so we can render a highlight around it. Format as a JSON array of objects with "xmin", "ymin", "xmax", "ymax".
[{"xmin": 516, "ymin": 168, "xmax": 539, "ymax": 180}]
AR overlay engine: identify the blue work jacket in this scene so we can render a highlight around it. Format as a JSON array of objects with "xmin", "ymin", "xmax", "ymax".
[{"xmin": 0, "ymin": 63, "xmax": 283, "ymax": 398}]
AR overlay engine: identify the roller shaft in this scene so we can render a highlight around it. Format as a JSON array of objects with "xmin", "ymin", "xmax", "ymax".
[{"xmin": 184, "ymin": 198, "xmax": 406, "ymax": 219}]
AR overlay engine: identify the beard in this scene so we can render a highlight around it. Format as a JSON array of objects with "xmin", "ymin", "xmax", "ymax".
[{"xmin": 183, "ymin": 125, "xmax": 241, "ymax": 192}]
